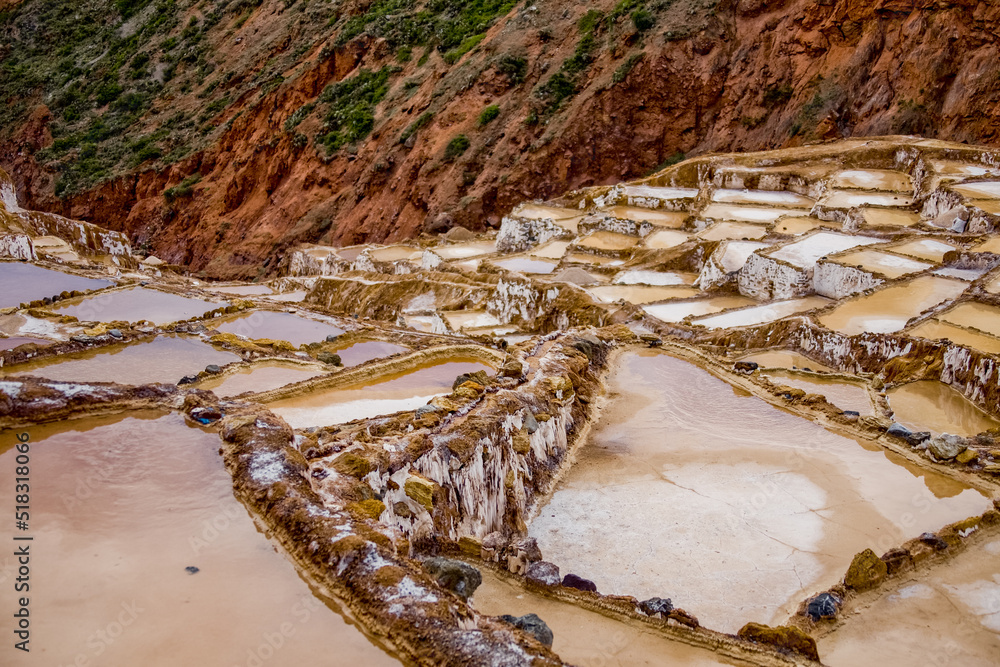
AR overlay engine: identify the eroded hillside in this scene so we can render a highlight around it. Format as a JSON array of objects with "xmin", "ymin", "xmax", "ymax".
[{"xmin": 2, "ymin": 0, "xmax": 1000, "ymax": 278}]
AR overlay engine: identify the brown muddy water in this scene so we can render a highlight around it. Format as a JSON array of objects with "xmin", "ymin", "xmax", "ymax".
[
  {"xmin": 527, "ymin": 351, "xmax": 991, "ymax": 632},
  {"xmin": 905, "ymin": 319, "xmax": 1000, "ymax": 356},
  {"xmin": 52, "ymin": 287, "xmax": 225, "ymax": 325},
  {"xmin": 818, "ymin": 276, "xmax": 968, "ymax": 335},
  {"xmin": 737, "ymin": 350, "xmax": 833, "ymax": 372},
  {"xmin": 472, "ymin": 568, "xmax": 739, "ymax": 667},
  {"xmin": 0, "ymin": 412, "xmax": 399, "ymax": 666},
  {"xmin": 195, "ymin": 361, "xmax": 324, "ymax": 398},
  {"xmin": 938, "ymin": 302, "xmax": 1000, "ymax": 339},
  {"xmin": 268, "ymin": 359, "xmax": 493, "ymax": 429},
  {"xmin": 2, "ymin": 335, "xmax": 240, "ymax": 385},
  {"xmin": 819, "ymin": 537, "xmax": 1000, "ymax": 667},
  {"xmin": 0, "ymin": 337, "xmax": 52, "ymax": 351},
  {"xmin": 762, "ymin": 370, "xmax": 873, "ymax": 415},
  {"xmin": 0, "ymin": 262, "xmax": 113, "ymax": 309},
  {"xmin": 887, "ymin": 380, "xmax": 1000, "ymax": 437},
  {"xmin": 214, "ymin": 311, "xmax": 346, "ymax": 346}
]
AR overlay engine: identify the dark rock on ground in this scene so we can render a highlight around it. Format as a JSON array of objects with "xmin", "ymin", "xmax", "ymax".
[
  {"xmin": 881, "ymin": 547, "xmax": 913, "ymax": 575},
  {"xmin": 109, "ymin": 328, "xmax": 123, "ymax": 339},
  {"xmin": 525, "ymin": 561, "xmax": 560, "ymax": 586},
  {"xmin": 639, "ymin": 597, "xmax": 674, "ymax": 616},
  {"xmin": 422, "ymin": 557, "xmax": 482, "ymax": 600},
  {"xmin": 205, "ymin": 364, "xmax": 222, "ymax": 374},
  {"xmin": 738, "ymin": 622, "xmax": 819, "ymax": 662},
  {"xmin": 178, "ymin": 375, "xmax": 199, "ymax": 385},
  {"xmin": 919, "ymin": 532, "xmax": 949, "ymax": 551},
  {"xmin": 845, "ymin": 548, "xmax": 888, "ymax": 591},
  {"xmin": 805, "ymin": 592, "xmax": 839, "ymax": 621},
  {"xmin": 190, "ymin": 406, "xmax": 223, "ymax": 424},
  {"xmin": 561, "ymin": 573, "xmax": 597, "ymax": 592},
  {"xmin": 317, "ymin": 351, "xmax": 342, "ymax": 366},
  {"xmin": 733, "ymin": 361, "xmax": 759, "ymax": 373},
  {"xmin": 499, "ymin": 613, "xmax": 554, "ymax": 647}
]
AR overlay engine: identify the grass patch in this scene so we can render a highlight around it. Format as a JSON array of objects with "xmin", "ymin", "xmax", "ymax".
[
  {"xmin": 444, "ymin": 134, "xmax": 470, "ymax": 161},
  {"xmin": 478, "ymin": 104, "xmax": 500, "ymax": 126},
  {"xmin": 317, "ymin": 67, "xmax": 394, "ymax": 152}
]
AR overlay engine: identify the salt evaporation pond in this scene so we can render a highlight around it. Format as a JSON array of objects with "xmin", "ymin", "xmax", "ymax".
[
  {"xmin": 819, "ymin": 538, "xmax": 1000, "ymax": 667},
  {"xmin": 52, "ymin": 287, "xmax": 225, "ymax": 325},
  {"xmin": 214, "ymin": 310, "xmax": 345, "ymax": 346},
  {"xmin": 819, "ymin": 276, "xmax": 967, "ymax": 335},
  {"xmin": 906, "ymin": 319, "xmax": 1000, "ymax": 355},
  {"xmin": 196, "ymin": 361, "xmax": 324, "ymax": 398},
  {"xmin": 601, "ymin": 206, "xmax": 688, "ymax": 228},
  {"xmin": 207, "ymin": 284, "xmax": 275, "ymax": 296},
  {"xmin": 528, "ymin": 351, "xmax": 991, "ymax": 632},
  {"xmin": 0, "ymin": 336, "xmax": 52, "ymax": 350},
  {"xmin": 332, "ymin": 340, "xmax": 410, "ymax": 366},
  {"xmin": 763, "ymin": 370, "xmax": 873, "ymax": 415},
  {"xmin": 643, "ymin": 296, "xmax": 755, "ymax": 323},
  {"xmin": 494, "ymin": 257, "xmax": 559, "ymax": 274},
  {"xmin": 0, "ymin": 261, "xmax": 113, "ymax": 308},
  {"xmin": 938, "ymin": 301, "xmax": 1000, "ymax": 338},
  {"xmin": 738, "ymin": 349, "xmax": 833, "ymax": 372},
  {"xmin": 473, "ymin": 569, "xmax": 735, "ymax": 667},
  {"xmin": 268, "ymin": 359, "xmax": 493, "ymax": 428},
  {"xmin": 711, "ymin": 189, "xmax": 814, "ymax": 207},
  {"xmin": 691, "ymin": 296, "xmax": 829, "ymax": 329},
  {"xmin": 887, "ymin": 380, "xmax": 1000, "ymax": 437},
  {"xmin": 0, "ymin": 412, "xmax": 400, "ymax": 667},
  {"xmin": 2, "ymin": 335, "xmax": 240, "ymax": 385}
]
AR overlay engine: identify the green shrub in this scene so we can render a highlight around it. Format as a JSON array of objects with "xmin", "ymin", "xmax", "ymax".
[
  {"xmin": 496, "ymin": 54, "xmax": 527, "ymax": 85},
  {"xmin": 164, "ymin": 173, "xmax": 201, "ymax": 200},
  {"xmin": 317, "ymin": 67, "xmax": 393, "ymax": 152},
  {"xmin": 400, "ymin": 111, "xmax": 433, "ymax": 142},
  {"xmin": 631, "ymin": 8, "xmax": 653, "ymax": 31},
  {"xmin": 612, "ymin": 52, "xmax": 643, "ymax": 83},
  {"xmin": 444, "ymin": 34, "xmax": 485, "ymax": 65},
  {"xmin": 396, "ymin": 46, "xmax": 412, "ymax": 62},
  {"xmin": 478, "ymin": 104, "xmax": 500, "ymax": 126},
  {"xmin": 444, "ymin": 134, "xmax": 470, "ymax": 161},
  {"xmin": 763, "ymin": 84, "xmax": 793, "ymax": 107}
]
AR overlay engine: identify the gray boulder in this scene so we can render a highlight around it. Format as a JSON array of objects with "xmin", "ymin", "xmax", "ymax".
[
  {"xmin": 422, "ymin": 557, "xmax": 482, "ymax": 600},
  {"xmin": 525, "ymin": 560, "xmax": 560, "ymax": 586},
  {"xmin": 499, "ymin": 613, "xmax": 553, "ymax": 647}
]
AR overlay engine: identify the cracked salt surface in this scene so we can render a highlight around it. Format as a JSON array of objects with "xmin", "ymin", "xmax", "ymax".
[{"xmin": 527, "ymin": 351, "xmax": 991, "ymax": 632}]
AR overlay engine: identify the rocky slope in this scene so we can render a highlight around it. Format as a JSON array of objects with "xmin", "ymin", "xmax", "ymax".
[{"xmin": 2, "ymin": 0, "xmax": 1000, "ymax": 278}]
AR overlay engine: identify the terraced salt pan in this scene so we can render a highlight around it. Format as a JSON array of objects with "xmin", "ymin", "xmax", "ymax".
[
  {"xmin": 821, "ymin": 191, "xmax": 914, "ymax": 208},
  {"xmin": 774, "ymin": 216, "xmax": 826, "ymax": 235},
  {"xmin": 711, "ymin": 189, "xmax": 814, "ymax": 207},
  {"xmin": 528, "ymin": 240, "xmax": 572, "ymax": 260},
  {"xmin": 738, "ymin": 349, "xmax": 833, "ymax": 372},
  {"xmin": 930, "ymin": 160, "xmax": 1000, "ymax": 177},
  {"xmin": 642, "ymin": 296, "xmax": 755, "ymax": 323},
  {"xmin": 696, "ymin": 221, "xmax": 768, "ymax": 241},
  {"xmin": 612, "ymin": 270, "xmax": 696, "ymax": 286},
  {"xmin": 370, "ymin": 246, "xmax": 422, "ymax": 262},
  {"xmin": 0, "ymin": 262, "xmax": 113, "ymax": 309},
  {"xmin": 0, "ymin": 336, "xmax": 52, "ymax": 350},
  {"xmin": 268, "ymin": 359, "xmax": 492, "ymax": 428},
  {"xmin": 937, "ymin": 301, "xmax": 1000, "ymax": 338},
  {"xmin": 207, "ymin": 284, "xmax": 274, "ymax": 296},
  {"xmin": 473, "ymin": 569, "xmax": 731, "ymax": 667},
  {"xmin": 527, "ymin": 352, "xmax": 990, "ymax": 632},
  {"xmin": 196, "ymin": 361, "xmax": 324, "ymax": 397},
  {"xmin": 2, "ymin": 334, "xmax": 239, "ymax": 385},
  {"xmin": 820, "ymin": 539, "xmax": 1000, "ymax": 667},
  {"xmin": 337, "ymin": 245, "xmax": 367, "ymax": 261},
  {"xmin": 0, "ymin": 413, "xmax": 400, "ymax": 667},
  {"xmin": 587, "ymin": 285, "xmax": 701, "ymax": 304},
  {"xmin": 767, "ymin": 232, "xmax": 881, "ymax": 269},
  {"xmin": 888, "ymin": 238, "xmax": 958, "ymax": 262},
  {"xmin": 563, "ymin": 253, "xmax": 624, "ymax": 267},
  {"xmin": 701, "ymin": 204, "xmax": 803, "ymax": 223},
  {"xmin": 215, "ymin": 310, "xmax": 346, "ymax": 346},
  {"xmin": 887, "ymin": 380, "xmax": 1000, "ymax": 437},
  {"xmin": 763, "ymin": 370, "xmax": 872, "ymax": 415},
  {"xmin": 972, "ymin": 199, "xmax": 1000, "ymax": 215},
  {"xmin": 716, "ymin": 241, "xmax": 769, "ymax": 272},
  {"xmin": 52, "ymin": 287, "xmax": 225, "ymax": 325},
  {"xmin": 690, "ymin": 296, "xmax": 830, "ymax": 329},
  {"xmin": 819, "ymin": 276, "xmax": 968, "ymax": 335},
  {"xmin": 830, "ymin": 249, "xmax": 932, "ymax": 279},
  {"xmin": 402, "ymin": 314, "xmax": 445, "ymax": 334},
  {"xmin": 934, "ymin": 266, "xmax": 988, "ymax": 281},
  {"xmin": 906, "ymin": 319, "xmax": 1000, "ymax": 356},
  {"xmin": 862, "ymin": 208, "xmax": 920, "ymax": 227},
  {"xmin": 332, "ymin": 340, "xmax": 410, "ymax": 366},
  {"xmin": 513, "ymin": 205, "xmax": 582, "ymax": 232},
  {"xmin": 576, "ymin": 231, "xmax": 640, "ymax": 251},
  {"xmin": 951, "ymin": 181, "xmax": 1000, "ymax": 199},
  {"xmin": 620, "ymin": 185, "xmax": 698, "ymax": 201},
  {"xmin": 432, "ymin": 241, "xmax": 497, "ymax": 260},
  {"xmin": 443, "ymin": 310, "xmax": 501, "ymax": 331},
  {"xmin": 831, "ymin": 170, "xmax": 912, "ymax": 192},
  {"xmin": 643, "ymin": 229, "xmax": 690, "ymax": 249},
  {"xmin": 494, "ymin": 256, "xmax": 559, "ymax": 274},
  {"xmin": 600, "ymin": 206, "xmax": 688, "ymax": 228},
  {"xmin": 265, "ymin": 289, "xmax": 308, "ymax": 302},
  {"xmin": 971, "ymin": 237, "xmax": 1000, "ymax": 254}
]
